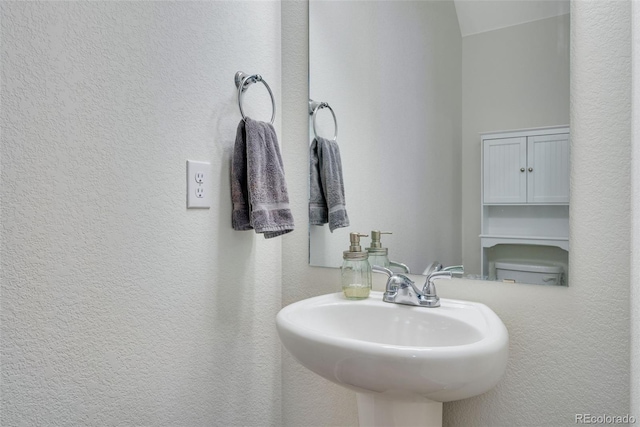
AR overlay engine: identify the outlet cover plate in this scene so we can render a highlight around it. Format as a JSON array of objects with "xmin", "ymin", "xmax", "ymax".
[{"xmin": 187, "ymin": 160, "xmax": 211, "ymax": 209}]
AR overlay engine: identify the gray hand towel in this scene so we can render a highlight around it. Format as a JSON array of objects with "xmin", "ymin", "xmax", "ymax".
[
  {"xmin": 309, "ymin": 136, "xmax": 349, "ymax": 232},
  {"xmin": 231, "ymin": 117, "xmax": 294, "ymax": 239}
]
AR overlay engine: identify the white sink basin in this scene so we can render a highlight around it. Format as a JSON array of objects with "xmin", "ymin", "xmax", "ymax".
[{"xmin": 277, "ymin": 291, "xmax": 508, "ymax": 403}]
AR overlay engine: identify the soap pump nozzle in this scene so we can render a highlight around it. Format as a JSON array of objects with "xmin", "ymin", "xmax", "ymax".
[
  {"xmin": 368, "ymin": 230, "xmax": 392, "ymax": 250},
  {"xmin": 347, "ymin": 232, "xmax": 368, "ymax": 253}
]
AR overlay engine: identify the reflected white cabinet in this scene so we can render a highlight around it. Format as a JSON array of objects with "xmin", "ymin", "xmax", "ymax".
[
  {"xmin": 480, "ymin": 126, "xmax": 570, "ymax": 277},
  {"xmin": 483, "ymin": 137, "xmax": 527, "ymax": 204},
  {"xmin": 483, "ymin": 130, "xmax": 569, "ymax": 204}
]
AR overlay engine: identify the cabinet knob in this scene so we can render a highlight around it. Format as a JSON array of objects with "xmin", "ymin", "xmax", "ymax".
[
  {"xmin": 528, "ymin": 167, "xmax": 533, "ymax": 172},
  {"xmin": 520, "ymin": 168, "xmax": 525, "ymax": 172}
]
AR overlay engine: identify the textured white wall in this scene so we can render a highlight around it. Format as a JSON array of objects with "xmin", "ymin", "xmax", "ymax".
[
  {"xmin": 1, "ymin": 2, "xmax": 283, "ymax": 425},
  {"xmin": 461, "ymin": 14, "xmax": 570, "ymax": 276},
  {"xmin": 281, "ymin": 1, "xmax": 632, "ymax": 426},
  {"xmin": 632, "ymin": 0, "xmax": 640, "ymax": 416},
  {"xmin": 308, "ymin": 0, "xmax": 462, "ymax": 272}
]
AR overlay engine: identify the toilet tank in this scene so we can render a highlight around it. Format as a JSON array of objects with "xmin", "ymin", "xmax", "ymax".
[{"xmin": 495, "ymin": 261, "xmax": 565, "ymax": 286}]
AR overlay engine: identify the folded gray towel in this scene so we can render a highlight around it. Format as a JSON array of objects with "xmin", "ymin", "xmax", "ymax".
[
  {"xmin": 231, "ymin": 117, "xmax": 294, "ymax": 238},
  {"xmin": 309, "ymin": 136, "xmax": 349, "ymax": 232}
]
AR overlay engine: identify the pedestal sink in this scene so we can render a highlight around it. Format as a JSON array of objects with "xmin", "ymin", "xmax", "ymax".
[{"xmin": 276, "ymin": 291, "xmax": 508, "ymax": 427}]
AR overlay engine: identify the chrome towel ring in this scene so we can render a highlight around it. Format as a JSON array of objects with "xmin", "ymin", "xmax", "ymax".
[
  {"xmin": 309, "ymin": 99, "xmax": 338, "ymax": 142},
  {"xmin": 234, "ymin": 71, "xmax": 276, "ymax": 125}
]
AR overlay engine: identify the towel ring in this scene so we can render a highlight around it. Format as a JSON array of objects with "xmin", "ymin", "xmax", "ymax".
[
  {"xmin": 235, "ymin": 71, "xmax": 276, "ymax": 125},
  {"xmin": 309, "ymin": 99, "xmax": 338, "ymax": 141}
]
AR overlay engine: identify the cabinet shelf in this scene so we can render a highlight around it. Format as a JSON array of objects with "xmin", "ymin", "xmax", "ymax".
[
  {"xmin": 480, "ymin": 234, "xmax": 568, "ymax": 240},
  {"xmin": 480, "ymin": 235, "xmax": 569, "ymax": 251},
  {"xmin": 483, "ymin": 202, "xmax": 569, "ymax": 206}
]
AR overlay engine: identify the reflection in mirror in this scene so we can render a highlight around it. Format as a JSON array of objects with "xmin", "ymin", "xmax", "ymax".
[{"xmin": 309, "ymin": 1, "xmax": 570, "ymax": 285}]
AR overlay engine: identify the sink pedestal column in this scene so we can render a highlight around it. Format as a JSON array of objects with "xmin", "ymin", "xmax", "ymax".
[{"xmin": 356, "ymin": 393, "xmax": 442, "ymax": 427}]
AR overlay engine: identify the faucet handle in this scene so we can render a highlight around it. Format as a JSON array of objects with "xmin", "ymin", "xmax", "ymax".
[
  {"xmin": 427, "ymin": 271, "xmax": 454, "ymax": 282},
  {"xmin": 373, "ymin": 265, "xmax": 423, "ymax": 305},
  {"xmin": 421, "ymin": 270, "xmax": 461, "ymax": 308},
  {"xmin": 420, "ymin": 270, "xmax": 451, "ymax": 308},
  {"xmin": 373, "ymin": 265, "xmax": 401, "ymax": 299},
  {"xmin": 389, "ymin": 261, "xmax": 411, "ymax": 274},
  {"xmin": 372, "ymin": 265, "xmax": 393, "ymax": 277},
  {"xmin": 422, "ymin": 261, "xmax": 443, "ymax": 276}
]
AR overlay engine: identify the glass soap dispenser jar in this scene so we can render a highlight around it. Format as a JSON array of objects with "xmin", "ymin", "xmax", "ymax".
[
  {"xmin": 341, "ymin": 232, "xmax": 372, "ymax": 300},
  {"xmin": 366, "ymin": 230, "xmax": 411, "ymax": 274},
  {"xmin": 366, "ymin": 230, "xmax": 393, "ymax": 269}
]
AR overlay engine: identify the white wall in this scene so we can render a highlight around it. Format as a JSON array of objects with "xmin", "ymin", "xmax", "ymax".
[
  {"xmin": 632, "ymin": 0, "xmax": 640, "ymax": 416},
  {"xmin": 1, "ymin": 2, "xmax": 283, "ymax": 425},
  {"xmin": 308, "ymin": 0, "xmax": 462, "ymax": 272},
  {"xmin": 461, "ymin": 14, "xmax": 570, "ymax": 275},
  {"xmin": 281, "ymin": 1, "xmax": 632, "ymax": 426},
  {"xmin": 454, "ymin": 0, "xmax": 570, "ymax": 37}
]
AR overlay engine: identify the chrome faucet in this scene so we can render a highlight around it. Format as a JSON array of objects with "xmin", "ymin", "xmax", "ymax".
[{"xmin": 372, "ymin": 262, "xmax": 463, "ymax": 308}]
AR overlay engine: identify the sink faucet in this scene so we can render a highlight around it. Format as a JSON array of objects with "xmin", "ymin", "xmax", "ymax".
[{"xmin": 372, "ymin": 263, "xmax": 463, "ymax": 308}]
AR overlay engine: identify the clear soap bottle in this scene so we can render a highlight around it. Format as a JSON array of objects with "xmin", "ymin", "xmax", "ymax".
[
  {"xmin": 341, "ymin": 232, "xmax": 372, "ymax": 300},
  {"xmin": 366, "ymin": 230, "xmax": 411, "ymax": 274},
  {"xmin": 366, "ymin": 230, "xmax": 392, "ymax": 269}
]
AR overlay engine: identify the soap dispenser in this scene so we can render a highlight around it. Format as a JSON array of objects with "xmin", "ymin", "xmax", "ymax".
[
  {"xmin": 366, "ymin": 230, "xmax": 411, "ymax": 274},
  {"xmin": 366, "ymin": 230, "xmax": 392, "ymax": 269},
  {"xmin": 341, "ymin": 232, "xmax": 372, "ymax": 299}
]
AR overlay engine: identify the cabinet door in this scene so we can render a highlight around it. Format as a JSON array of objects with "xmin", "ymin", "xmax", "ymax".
[
  {"xmin": 483, "ymin": 137, "xmax": 527, "ymax": 204},
  {"xmin": 527, "ymin": 133, "xmax": 570, "ymax": 203}
]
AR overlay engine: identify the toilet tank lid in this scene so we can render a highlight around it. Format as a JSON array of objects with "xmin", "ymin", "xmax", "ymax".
[{"xmin": 494, "ymin": 261, "xmax": 564, "ymax": 274}]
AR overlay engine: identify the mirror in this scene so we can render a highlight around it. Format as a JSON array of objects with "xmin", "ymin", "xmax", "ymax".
[{"xmin": 309, "ymin": 0, "xmax": 570, "ymax": 285}]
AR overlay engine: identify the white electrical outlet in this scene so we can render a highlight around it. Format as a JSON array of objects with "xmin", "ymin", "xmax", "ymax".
[{"xmin": 187, "ymin": 160, "xmax": 211, "ymax": 208}]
